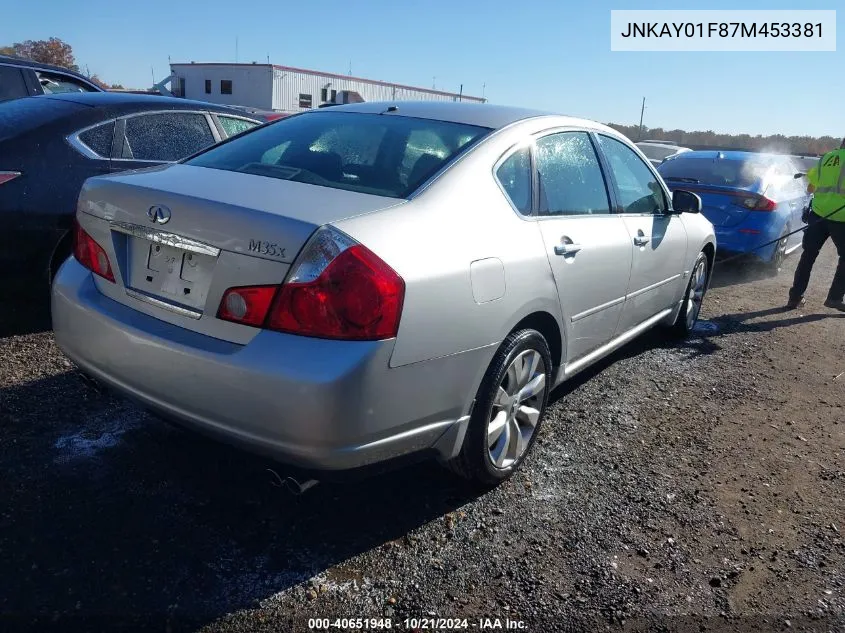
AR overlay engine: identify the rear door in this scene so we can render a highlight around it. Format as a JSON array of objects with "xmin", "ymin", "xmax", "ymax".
[
  {"xmin": 531, "ymin": 130, "xmax": 633, "ymax": 362},
  {"xmin": 596, "ymin": 134, "xmax": 688, "ymax": 333},
  {"xmin": 111, "ymin": 110, "xmax": 220, "ymax": 172}
]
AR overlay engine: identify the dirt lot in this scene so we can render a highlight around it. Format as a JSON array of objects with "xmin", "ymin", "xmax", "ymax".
[{"xmin": 1, "ymin": 246, "xmax": 844, "ymax": 633}]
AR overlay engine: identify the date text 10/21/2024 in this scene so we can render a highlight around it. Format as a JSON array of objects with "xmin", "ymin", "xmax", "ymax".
[{"xmin": 307, "ymin": 617, "xmax": 528, "ymax": 630}]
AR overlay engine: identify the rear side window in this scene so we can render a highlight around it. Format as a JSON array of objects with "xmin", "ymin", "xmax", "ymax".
[
  {"xmin": 496, "ymin": 147, "xmax": 532, "ymax": 214},
  {"xmin": 535, "ymin": 132, "xmax": 611, "ymax": 216},
  {"xmin": 122, "ymin": 112, "xmax": 215, "ymax": 161},
  {"xmin": 0, "ymin": 66, "xmax": 29, "ymax": 103},
  {"xmin": 186, "ymin": 111, "xmax": 491, "ymax": 198},
  {"xmin": 218, "ymin": 115, "xmax": 259, "ymax": 138},
  {"xmin": 77, "ymin": 121, "xmax": 114, "ymax": 157}
]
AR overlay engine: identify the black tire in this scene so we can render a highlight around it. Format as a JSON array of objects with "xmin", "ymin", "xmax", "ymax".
[
  {"xmin": 669, "ymin": 251, "xmax": 709, "ymax": 339},
  {"xmin": 446, "ymin": 329, "xmax": 552, "ymax": 486},
  {"xmin": 48, "ymin": 231, "xmax": 73, "ymax": 284},
  {"xmin": 763, "ymin": 228, "xmax": 789, "ymax": 277}
]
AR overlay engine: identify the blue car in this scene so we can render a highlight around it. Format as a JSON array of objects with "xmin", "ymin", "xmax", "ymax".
[{"xmin": 657, "ymin": 151, "xmax": 810, "ymax": 271}]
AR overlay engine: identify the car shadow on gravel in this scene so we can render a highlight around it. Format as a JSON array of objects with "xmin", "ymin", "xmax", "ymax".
[
  {"xmin": 0, "ymin": 371, "xmax": 484, "ymax": 632},
  {"xmin": 709, "ymin": 260, "xmax": 778, "ymax": 289},
  {"xmin": 0, "ymin": 288, "xmax": 52, "ymax": 338},
  {"xmin": 713, "ymin": 305, "xmax": 845, "ymax": 334},
  {"xmin": 548, "ymin": 327, "xmax": 721, "ymax": 406}
]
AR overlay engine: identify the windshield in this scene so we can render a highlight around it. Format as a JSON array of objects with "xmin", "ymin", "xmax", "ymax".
[
  {"xmin": 657, "ymin": 155, "xmax": 774, "ymax": 190},
  {"xmin": 186, "ymin": 111, "xmax": 492, "ymax": 198}
]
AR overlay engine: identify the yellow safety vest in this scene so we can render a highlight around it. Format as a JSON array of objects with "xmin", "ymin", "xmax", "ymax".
[{"xmin": 808, "ymin": 148, "xmax": 845, "ymax": 222}]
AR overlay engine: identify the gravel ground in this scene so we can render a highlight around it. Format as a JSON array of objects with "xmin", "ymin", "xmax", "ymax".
[{"xmin": 2, "ymin": 246, "xmax": 844, "ymax": 633}]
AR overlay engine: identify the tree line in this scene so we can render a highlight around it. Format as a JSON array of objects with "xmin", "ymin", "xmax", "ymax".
[
  {"xmin": 0, "ymin": 38, "xmax": 123, "ymax": 89},
  {"xmin": 609, "ymin": 122, "xmax": 839, "ymax": 157}
]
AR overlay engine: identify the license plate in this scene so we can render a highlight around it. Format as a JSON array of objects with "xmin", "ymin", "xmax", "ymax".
[{"xmin": 127, "ymin": 238, "xmax": 216, "ymax": 310}]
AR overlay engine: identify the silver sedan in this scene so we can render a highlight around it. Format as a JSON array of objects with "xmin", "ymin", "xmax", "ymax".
[{"xmin": 52, "ymin": 101, "xmax": 716, "ymax": 485}]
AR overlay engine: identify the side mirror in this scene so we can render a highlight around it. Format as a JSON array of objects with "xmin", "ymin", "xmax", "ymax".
[
  {"xmin": 672, "ymin": 189, "xmax": 701, "ymax": 214},
  {"xmin": 794, "ymin": 172, "xmax": 806, "ymax": 179}
]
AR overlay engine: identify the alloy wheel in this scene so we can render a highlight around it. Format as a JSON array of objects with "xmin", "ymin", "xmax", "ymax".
[
  {"xmin": 487, "ymin": 349, "xmax": 547, "ymax": 469},
  {"xmin": 686, "ymin": 258, "xmax": 708, "ymax": 330}
]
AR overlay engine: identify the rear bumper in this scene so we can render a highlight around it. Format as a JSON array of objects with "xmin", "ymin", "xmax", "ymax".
[
  {"xmin": 52, "ymin": 258, "xmax": 487, "ymax": 470},
  {"xmin": 712, "ymin": 218, "xmax": 784, "ymax": 262}
]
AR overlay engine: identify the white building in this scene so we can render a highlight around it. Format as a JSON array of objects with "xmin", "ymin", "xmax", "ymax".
[{"xmin": 168, "ymin": 62, "xmax": 485, "ymax": 113}]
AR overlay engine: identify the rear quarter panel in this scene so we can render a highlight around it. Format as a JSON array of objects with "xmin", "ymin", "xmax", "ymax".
[{"xmin": 334, "ymin": 120, "xmax": 566, "ymax": 370}]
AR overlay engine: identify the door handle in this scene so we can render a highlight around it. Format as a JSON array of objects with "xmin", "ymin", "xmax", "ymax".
[
  {"xmin": 554, "ymin": 242, "xmax": 582, "ymax": 256},
  {"xmin": 633, "ymin": 235, "xmax": 650, "ymax": 247}
]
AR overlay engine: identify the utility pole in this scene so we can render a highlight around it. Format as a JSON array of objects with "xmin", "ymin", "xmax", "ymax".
[
  {"xmin": 235, "ymin": 36, "xmax": 239, "ymax": 63},
  {"xmin": 482, "ymin": 82, "xmax": 486, "ymax": 100},
  {"xmin": 458, "ymin": 84, "xmax": 463, "ymax": 102},
  {"xmin": 638, "ymin": 97, "xmax": 646, "ymax": 140},
  {"xmin": 432, "ymin": 76, "xmax": 436, "ymax": 89},
  {"xmin": 348, "ymin": 61, "xmax": 352, "ymax": 76}
]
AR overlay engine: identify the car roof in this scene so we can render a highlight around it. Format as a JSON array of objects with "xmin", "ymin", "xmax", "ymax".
[
  {"xmin": 32, "ymin": 92, "xmax": 263, "ymax": 118},
  {"xmin": 307, "ymin": 100, "xmax": 604, "ymax": 131},
  {"xmin": 670, "ymin": 150, "xmax": 787, "ymax": 162},
  {"xmin": 0, "ymin": 54, "xmax": 100, "ymax": 84}
]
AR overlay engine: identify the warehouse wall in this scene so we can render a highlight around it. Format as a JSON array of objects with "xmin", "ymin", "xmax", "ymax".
[
  {"xmin": 271, "ymin": 68, "xmax": 482, "ymax": 112},
  {"xmin": 170, "ymin": 64, "xmax": 274, "ymax": 109}
]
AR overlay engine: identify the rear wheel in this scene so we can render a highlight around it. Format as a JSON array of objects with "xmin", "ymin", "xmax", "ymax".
[
  {"xmin": 669, "ymin": 251, "xmax": 708, "ymax": 339},
  {"xmin": 48, "ymin": 231, "xmax": 73, "ymax": 284},
  {"xmin": 446, "ymin": 329, "xmax": 552, "ymax": 486},
  {"xmin": 764, "ymin": 228, "xmax": 789, "ymax": 276}
]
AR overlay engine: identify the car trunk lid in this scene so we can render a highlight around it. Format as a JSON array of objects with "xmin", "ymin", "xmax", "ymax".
[
  {"xmin": 76, "ymin": 164, "xmax": 403, "ymax": 342},
  {"xmin": 664, "ymin": 182, "xmax": 761, "ymax": 228}
]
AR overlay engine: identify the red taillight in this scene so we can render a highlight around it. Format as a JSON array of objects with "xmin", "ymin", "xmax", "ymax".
[
  {"xmin": 740, "ymin": 195, "xmax": 777, "ymax": 211},
  {"xmin": 217, "ymin": 286, "xmax": 278, "ymax": 327},
  {"xmin": 73, "ymin": 220, "xmax": 115, "ymax": 282},
  {"xmin": 216, "ymin": 227, "xmax": 405, "ymax": 340},
  {"xmin": 0, "ymin": 171, "xmax": 21, "ymax": 185}
]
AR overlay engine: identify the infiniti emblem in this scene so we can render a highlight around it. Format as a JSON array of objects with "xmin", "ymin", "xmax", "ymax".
[{"xmin": 147, "ymin": 205, "xmax": 171, "ymax": 225}]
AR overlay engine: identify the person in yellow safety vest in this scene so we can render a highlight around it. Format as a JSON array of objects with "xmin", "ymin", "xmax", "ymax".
[{"xmin": 787, "ymin": 138, "xmax": 845, "ymax": 311}]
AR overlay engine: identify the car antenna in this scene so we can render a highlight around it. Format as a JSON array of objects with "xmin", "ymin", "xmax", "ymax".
[{"xmin": 379, "ymin": 105, "xmax": 399, "ymax": 115}]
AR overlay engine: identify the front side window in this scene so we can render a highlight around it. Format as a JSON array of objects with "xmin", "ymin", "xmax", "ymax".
[
  {"xmin": 598, "ymin": 135, "xmax": 667, "ymax": 214},
  {"xmin": 77, "ymin": 121, "xmax": 115, "ymax": 157},
  {"xmin": 495, "ymin": 147, "xmax": 532, "ymax": 214},
  {"xmin": 186, "ymin": 111, "xmax": 491, "ymax": 198},
  {"xmin": 534, "ymin": 131, "xmax": 611, "ymax": 216},
  {"xmin": 123, "ymin": 112, "xmax": 215, "ymax": 161}
]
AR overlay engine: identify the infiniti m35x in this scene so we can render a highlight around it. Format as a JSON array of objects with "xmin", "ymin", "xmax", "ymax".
[{"xmin": 52, "ymin": 102, "xmax": 715, "ymax": 485}]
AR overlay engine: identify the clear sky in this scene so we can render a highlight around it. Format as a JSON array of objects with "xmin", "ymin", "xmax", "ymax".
[{"xmin": 5, "ymin": 0, "xmax": 842, "ymax": 137}]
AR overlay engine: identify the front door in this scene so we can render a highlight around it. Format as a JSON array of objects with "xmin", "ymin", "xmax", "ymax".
[
  {"xmin": 596, "ymin": 134, "xmax": 688, "ymax": 333},
  {"xmin": 532, "ymin": 130, "xmax": 633, "ymax": 362}
]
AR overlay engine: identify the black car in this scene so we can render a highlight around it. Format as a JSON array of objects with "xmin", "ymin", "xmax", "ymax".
[
  {"xmin": 0, "ymin": 92, "xmax": 267, "ymax": 285},
  {"xmin": 0, "ymin": 54, "xmax": 103, "ymax": 103}
]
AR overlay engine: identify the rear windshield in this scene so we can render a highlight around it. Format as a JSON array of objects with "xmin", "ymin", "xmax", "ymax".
[
  {"xmin": 186, "ymin": 111, "xmax": 492, "ymax": 198},
  {"xmin": 638, "ymin": 144, "xmax": 677, "ymax": 161},
  {"xmin": 657, "ymin": 155, "xmax": 773, "ymax": 189},
  {"xmin": 0, "ymin": 96, "xmax": 84, "ymax": 142}
]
